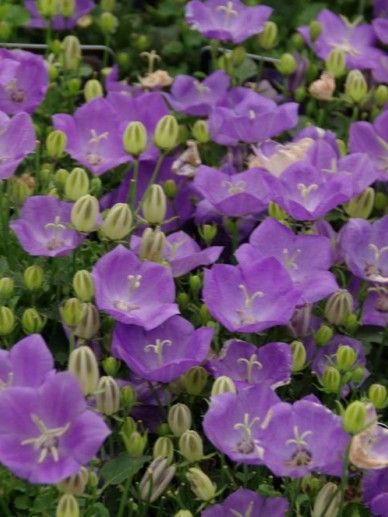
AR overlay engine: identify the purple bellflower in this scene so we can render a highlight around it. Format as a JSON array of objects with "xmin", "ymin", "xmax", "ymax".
[
  {"xmin": 24, "ymin": 0, "xmax": 95, "ymax": 30},
  {"xmin": 0, "ymin": 111, "xmax": 36, "ymax": 179},
  {"xmin": 363, "ymin": 469, "xmax": 388, "ymax": 517}
]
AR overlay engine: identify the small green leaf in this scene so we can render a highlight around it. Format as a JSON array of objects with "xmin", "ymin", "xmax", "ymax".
[{"xmin": 100, "ymin": 454, "xmax": 150, "ymax": 486}]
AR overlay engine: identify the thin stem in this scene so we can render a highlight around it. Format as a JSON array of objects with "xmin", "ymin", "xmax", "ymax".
[
  {"xmin": 117, "ymin": 473, "xmax": 132, "ymax": 517},
  {"xmin": 136, "ymin": 152, "xmax": 165, "ymax": 213},
  {"xmin": 129, "ymin": 159, "xmax": 140, "ymax": 211}
]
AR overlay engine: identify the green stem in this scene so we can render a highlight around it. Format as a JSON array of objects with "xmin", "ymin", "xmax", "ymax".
[
  {"xmin": 136, "ymin": 152, "xmax": 165, "ymax": 213},
  {"xmin": 117, "ymin": 474, "xmax": 132, "ymax": 517},
  {"xmin": 129, "ymin": 159, "xmax": 140, "ymax": 211}
]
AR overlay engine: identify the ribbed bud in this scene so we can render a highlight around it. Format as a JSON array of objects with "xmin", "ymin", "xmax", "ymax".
[
  {"xmin": 90, "ymin": 177, "xmax": 102, "ymax": 197},
  {"xmin": 62, "ymin": 35, "xmax": 81, "ymax": 71},
  {"xmin": 154, "ymin": 115, "xmax": 179, "ymax": 151},
  {"xmin": 192, "ymin": 120, "xmax": 210, "ymax": 144},
  {"xmin": 139, "ymin": 227, "xmax": 166, "ymax": 262},
  {"xmin": 211, "ymin": 376, "xmax": 236, "ymax": 397},
  {"xmin": 65, "ymin": 167, "xmax": 90, "ymax": 201},
  {"xmin": 321, "ymin": 366, "xmax": 341, "ymax": 394},
  {"xmin": 344, "ymin": 188, "xmax": 375, "ymax": 219},
  {"xmin": 120, "ymin": 384, "xmax": 137, "ymax": 410},
  {"xmin": 182, "ymin": 366, "xmax": 208, "ymax": 396},
  {"xmin": 56, "ymin": 494, "xmax": 79, "ymax": 517},
  {"xmin": 290, "ymin": 340, "xmax": 306, "ymax": 372},
  {"xmin": 73, "ymin": 270, "xmax": 94, "ymax": 302},
  {"xmin": 153, "ymin": 436, "xmax": 174, "ymax": 464},
  {"xmin": 21, "ymin": 308, "xmax": 44, "ymax": 334},
  {"xmin": 336, "ymin": 345, "xmax": 357, "ymax": 371},
  {"xmin": 368, "ymin": 384, "xmax": 387, "ymax": 409},
  {"xmin": 312, "ymin": 482, "xmax": 341, "ymax": 517},
  {"xmin": 175, "ymin": 512, "xmax": 193, "ymax": 517},
  {"xmin": 200, "ymin": 224, "xmax": 217, "ymax": 244},
  {"xmin": 99, "ymin": 12, "xmax": 118, "ymax": 34},
  {"xmin": 258, "ymin": 21, "xmax": 278, "ymax": 49},
  {"xmin": 343, "ymin": 401, "xmax": 367, "ymax": 434},
  {"xmin": 68, "ymin": 345, "xmax": 99, "ymax": 395},
  {"xmin": 96, "ymin": 376, "xmax": 120, "ymax": 415},
  {"xmin": 0, "ymin": 306, "xmax": 15, "ymax": 336},
  {"xmin": 275, "ymin": 53, "xmax": 297, "ymax": 76},
  {"xmin": 73, "ymin": 303, "xmax": 100, "ymax": 340},
  {"xmin": 139, "ymin": 457, "xmax": 176, "ymax": 503},
  {"xmin": 46, "ymin": 130, "xmax": 67, "ymax": 159},
  {"xmin": 167, "ymin": 403, "xmax": 192, "ymax": 437},
  {"xmin": 324, "ymin": 289, "xmax": 353, "ymax": 326},
  {"xmin": 37, "ymin": 0, "xmax": 56, "ymax": 17},
  {"xmin": 57, "ymin": 467, "xmax": 89, "ymax": 496},
  {"xmin": 123, "ymin": 121, "xmax": 148, "ymax": 156},
  {"xmin": 375, "ymin": 85, "xmax": 388, "ymax": 107},
  {"xmin": 23, "ymin": 265, "xmax": 44, "ymax": 291},
  {"xmin": 102, "ymin": 356, "xmax": 120, "ymax": 377},
  {"xmin": 61, "ymin": 297, "xmax": 84, "ymax": 328},
  {"xmin": 0, "ymin": 277, "xmax": 14, "ymax": 300},
  {"xmin": 314, "ymin": 324, "xmax": 333, "ymax": 347},
  {"xmin": 142, "ymin": 184, "xmax": 167, "ymax": 225},
  {"xmin": 325, "ymin": 48, "xmax": 346, "ymax": 78},
  {"xmin": 59, "ymin": 0, "xmax": 75, "ymax": 16},
  {"xmin": 55, "ymin": 169, "xmax": 70, "ymax": 191},
  {"xmin": 120, "ymin": 417, "xmax": 136, "ymax": 440},
  {"xmin": 309, "ymin": 20, "xmax": 322, "ymax": 42},
  {"xmin": 179, "ymin": 430, "xmax": 204, "ymax": 462},
  {"xmin": 71, "ymin": 194, "xmax": 99, "ymax": 233},
  {"xmin": 163, "ymin": 179, "xmax": 177, "ymax": 200},
  {"xmin": 345, "ymin": 70, "xmax": 368, "ymax": 103},
  {"xmin": 84, "ymin": 79, "xmax": 103, "ymax": 102},
  {"xmin": 186, "ymin": 467, "xmax": 216, "ymax": 502},
  {"xmin": 101, "ymin": 203, "xmax": 133, "ymax": 240}
]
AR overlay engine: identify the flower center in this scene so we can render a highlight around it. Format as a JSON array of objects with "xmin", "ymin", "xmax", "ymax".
[
  {"xmin": 144, "ymin": 338, "xmax": 173, "ymax": 365},
  {"xmin": 194, "ymin": 81, "xmax": 210, "ymax": 95},
  {"xmin": 234, "ymin": 413, "xmax": 260, "ymax": 454},
  {"xmin": 0, "ymin": 372, "xmax": 13, "ymax": 390},
  {"xmin": 282, "ymin": 248, "xmax": 301, "ymax": 270},
  {"xmin": 238, "ymin": 353, "xmax": 263, "ymax": 384},
  {"xmin": 21, "ymin": 414, "xmax": 70, "ymax": 464},
  {"xmin": 236, "ymin": 284, "xmax": 265, "ymax": 326},
  {"xmin": 5, "ymin": 80, "xmax": 26, "ymax": 103},
  {"xmin": 45, "ymin": 215, "xmax": 67, "ymax": 250},
  {"xmin": 230, "ymin": 502, "xmax": 255, "ymax": 517},
  {"xmin": 216, "ymin": 1, "xmax": 238, "ymax": 18},
  {"xmin": 222, "ymin": 180, "xmax": 246, "ymax": 195},
  {"xmin": 297, "ymin": 183, "xmax": 319, "ymax": 200},
  {"xmin": 331, "ymin": 39, "xmax": 360, "ymax": 57},
  {"xmin": 86, "ymin": 129, "xmax": 109, "ymax": 166},
  {"xmin": 285, "ymin": 425, "xmax": 313, "ymax": 467},
  {"xmin": 113, "ymin": 274, "xmax": 142, "ymax": 313}
]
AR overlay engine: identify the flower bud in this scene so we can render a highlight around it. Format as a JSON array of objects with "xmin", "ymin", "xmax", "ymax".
[
  {"xmin": 56, "ymin": 494, "xmax": 79, "ymax": 517},
  {"xmin": 291, "ymin": 32, "xmax": 305, "ymax": 50},
  {"xmin": 55, "ymin": 168, "xmax": 70, "ymax": 191},
  {"xmin": 84, "ymin": 79, "xmax": 103, "ymax": 102},
  {"xmin": 71, "ymin": 194, "xmax": 99, "ymax": 233},
  {"xmin": 154, "ymin": 115, "xmax": 179, "ymax": 151},
  {"xmin": 163, "ymin": 179, "xmax": 177, "ymax": 200},
  {"xmin": 74, "ymin": 303, "xmax": 100, "ymax": 340},
  {"xmin": 90, "ymin": 177, "xmax": 102, "ymax": 197},
  {"xmin": 68, "ymin": 345, "xmax": 99, "ymax": 395},
  {"xmin": 139, "ymin": 227, "xmax": 166, "ymax": 262},
  {"xmin": 324, "ymin": 289, "xmax": 353, "ymax": 326},
  {"xmin": 189, "ymin": 275, "xmax": 202, "ymax": 297},
  {"xmin": 168, "ymin": 403, "xmax": 192, "ymax": 437},
  {"xmin": 7, "ymin": 176, "xmax": 33, "ymax": 206},
  {"xmin": 375, "ymin": 84, "xmax": 388, "ymax": 107},
  {"xmin": 268, "ymin": 201, "xmax": 287, "ymax": 221},
  {"xmin": 179, "ymin": 430, "xmax": 204, "ymax": 462},
  {"xmin": 0, "ymin": 306, "xmax": 15, "ymax": 336},
  {"xmin": 177, "ymin": 292, "xmax": 190, "ymax": 309},
  {"xmin": 101, "ymin": 203, "xmax": 133, "ymax": 241},
  {"xmin": 312, "ymin": 482, "xmax": 341, "ymax": 517},
  {"xmin": 101, "ymin": 0, "xmax": 115, "ymax": 10},
  {"xmin": 192, "ymin": 120, "xmax": 210, "ymax": 144},
  {"xmin": 153, "ymin": 436, "xmax": 174, "ymax": 464},
  {"xmin": 375, "ymin": 192, "xmax": 388, "ymax": 211},
  {"xmin": 142, "ymin": 184, "xmax": 167, "ymax": 225},
  {"xmin": 325, "ymin": 48, "xmax": 346, "ymax": 78},
  {"xmin": 102, "ymin": 356, "xmax": 120, "ymax": 377},
  {"xmin": 0, "ymin": 277, "xmax": 14, "ymax": 301},
  {"xmin": 139, "ymin": 457, "xmax": 176, "ymax": 503},
  {"xmin": 314, "ymin": 324, "xmax": 333, "ymax": 347},
  {"xmin": 99, "ymin": 12, "xmax": 118, "ymax": 34},
  {"xmin": 61, "ymin": 297, "xmax": 84, "ymax": 328},
  {"xmin": 309, "ymin": 20, "xmax": 322, "ymax": 42},
  {"xmin": 66, "ymin": 78, "xmax": 81, "ymax": 96},
  {"xmin": 59, "ymin": 0, "xmax": 75, "ymax": 17},
  {"xmin": 351, "ymin": 366, "xmax": 365, "ymax": 384},
  {"xmin": 73, "ymin": 270, "xmax": 94, "ymax": 302},
  {"xmin": 343, "ymin": 401, "xmax": 367, "ymax": 434},
  {"xmin": 294, "ymin": 86, "xmax": 306, "ymax": 102},
  {"xmin": 62, "ymin": 35, "xmax": 81, "ymax": 71},
  {"xmin": 96, "ymin": 376, "xmax": 120, "ymax": 415},
  {"xmin": 23, "ymin": 265, "xmax": 44, "ymax": 291},
  {"xmin": 336, "ymin": 345, "xmax": 357, "ymax": 371},
  {"xmin": 344, "ymin": 188, "xmax": 375, "ymax": 219},
  {"xmin": 21, "ymin": 308, "xmax": 44, "ymax": 334},
  {"xmin": 275, "ymin": 53, "xmax": 297, "ymax": 76},
  {"xmin": 120, "ymin": 417, "xmax": 136, "ymax": 440},
  {"xmin": 37, "ymin": 0, "xmax": 56, "ymax": 18},
  {"xmin": 211, "ymin": 375, "xmax": 236, "ymax": 396},
  {"xmin": 345, "ymin": 70, "xmax": 368, "ymax": 104},
  {"xmin": 120, "ymin": 384, "xmax": 137, "ymax": 410},
  {"xmin": 186, "ymin": 467, "xmax": 216, "ymax": 502},
  {"xmin": 368, "ymin": 384, "xmax": 387, "ymax": 409},
  {"xmin": 65, "ymin": 168, "xmax": 90, "ymax": 201},
  {"xmin": 258, "ymin": 20, "xmax": 278, "ymax": 49},
  {"xmin": 290, "ymin": 340, "xmax": 306, "ymax": 373},
  {"xmin": 200, "ymin": 224, "xmax": 217, "ymax": 244},
  {"xmin": 321, "ymin": 366, "xmax": 341, "ymax": 394},
  {"xmin": 123, "ymin": 121, "xmax": 148, "ymax": 156},
  {"xmin": 175, "ymin": 512, "xmax": 193, "ymax": 517},
  {"xmin": 182, "ymin": 366, "xmax": 208, "ymax": 396},
  {"xmin": 57, "ymin": 467, "xmax": 89, "ymax": 496},
  {"xmin": 46, "ymin": 130, "xmax": 67, "ymax": 159}
]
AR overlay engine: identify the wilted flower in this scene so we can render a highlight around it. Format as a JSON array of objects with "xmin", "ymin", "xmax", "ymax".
[
  {"xmin": 309, "ymin": 72, "xmax": 335, "ymax": 101},
  {"xmin": 139, "ymin": 70, "xmax": 173, "ymax": 89}
]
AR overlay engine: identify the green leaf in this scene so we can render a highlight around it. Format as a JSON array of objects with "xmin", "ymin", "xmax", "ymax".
[
  {"xmin": 100, "ymin": 454, "xmax": 150, "ymax": 486},
  {"xmin": 84, "ymin": 503, "xmax": 111, "ymax": 517},
  {"xmin": 233, "ymin": 57, "xmax": 257, "ymax": 84}
]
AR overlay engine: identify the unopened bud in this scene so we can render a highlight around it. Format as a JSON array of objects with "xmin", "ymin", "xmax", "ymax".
[
  {"xmin": 168, "ymin": 403, "xmax": 192, "ymax": 437},
  {"xmin": 312, "ymin": 482, "xmax": 341, "ymax": 517},
  {"xmin": 61, "ymin": 297, "xmax": 84, "ymax": 328},
  {"xmin": 163, "ymin": 179, "xmax": 177, "ymax": 200},
  {"xmin": 59, "ymin": 0, "xmax": 75, "ymax": 17},
  {"xmin": 68, "ymin": 345, "xmax": 99, "ymax": 395},
  {"xmin": 368, "ymin": 384, "xmax": 387, "ymax": 409},
  {"xmin": 175, "ymin": 512, "xmax": 193, "ymax": 517},
  {"xmin": 46, "ymin": 130, "xmax": 67, "ymax": 159},
  {"xmin": 101, "ymin": 203, "xmax": 132, "ymax": 240},
  {"xmin": 211, "ymin": 375, "xmax": 236, "ymax": 396},
  {"xmin": 138, "ymin": 227, "xmax": 166, "ymax": 262},
  {"xmin": 189, "ymin": 275, "xmax": 202, "ymax": 296},
  {"xmin": 23, "ymin": 265, "xmax": 44, "ymax": 291},
  {"xmin": 139, "ymin": 457, "xmax": 176, "ymax": 503},
  {"xmin": 200, "ymin": 224, "xmax": 217, "ymax": 244},
  {"xmin": 374, "ymin": 84, "xmax": 388, "ymax": 107},
  {"xmin": 74, "ymin": 303, "xmax": 100, "ymax": 340},
  {"xmin": 258, "ymin": 20, "xmax": 278, "ymax": 49},
  {"xmin": 192, "ymin": 120, "xmax": 210, "ymax": 144},
  {"xmin": 351, "ymin": 366, "xmax": 365, "ymax": 384},
  {"xmin": 71, "ymin": 194, "xmax": 99, "ymax": 233},
  {"xmin": 99, "ymin": 12, "xmax": 118, "ymax": 34},
  {"xmin": 96, "ymin": 376, "xmax": 120, "ymax": 415},
  {"xmin": 177, "ymin": 292, "xmax": 190, "ymax": 309},
  {"xmin": 186, "ymin": 467, "xmax": 216, "ymax": 502},
  {"xmin": 290, "ymin": 340, "xmax": 306, "ymax": 372},
  {"xmin": 309, "ymin": 20, "xmax": 322, "ymax": 42},
  {"xmin": 21, "ymin": 308, "xmax": 44, "ymax": 334},
  {"xmin": 336, "ymin": 345, "xmax": 357, "ymax": 371},
  {"xmin": 324, "ymin": 289, "xmax": 353, "ymax": 326},
  {"xmin": 345, "ymin": 70, "xmax": 368, "ymax": 104},
  {"xmin": 314, "ymin": 324, "xmax": 333, "ymax": 346},
  {"xmin": 154, "ymin": 115, "xmax": 179, "ymax": 151},
  {"xmin": 65, "ymin": 167, "xmax": 90, "ymax": 201},
  {"xmin": 321, "ymin": 366, "xmax": 341, "ymax": 394},
  {"xmin": 142, "ymin": 184, "xmax": 167, "ymax": 225},
  {"xmin": 73, "ymin": 270, "xmax": 94, "ymax": 302},
  {"xmin": 102, "ymin": 356, "xmax": 120, "ymax": 377},
  {"xmin": 375, "ymin": 192, "xmax": 388, "ymax": 211},
  {"xmin": 120, "ymin": 384, "xmax": 137, "ymax": 410},
  {"xmin": 57, "ymin": 467, "xmax": 89, "ymax": 496},
  {"xmin": 90, "ymin": 177, "xmax": 102, "ymax": 197},
  {"xmin": 123, "ymin": 121, "xmax": 148, "ymax": 157},
  {"xmin": 37, "ymin": 0, "xmax": 56, "ymax": 18},
  {"xmin": 325, "ymin": 48, "xmax": 346, "ymax": 78},
  {"xmin": 84, "ymin": 79, "xmax": 103, "ymax": 102},
  {"xmin": 268, "ymin": 201, "xmax": 287, "ymax": 221},
  {"xmin": 179, "ymin": 430, "xmax": 204, "ymax": 462},
  {"xmin": 153, "ymin": 436, "xmax": 174, "ymax": 464},
  {"xmin": 344, "ymin": 188, "xmax": 375, "ymax": 219},
  {"xmin": 275, "ymin": 53, "xmax": 297, "ymax": 76},
  {"xmin": 125, "ymin": 430, "xmax": 148, "ymax": 458},
  {"xmin": 343, "ymin": 401, "xmax": 367, "ymax": 434},
  {"xmin": 182, "ymin": 366, "xmax": 208, "ymax": 396},
  {"xmin": 62, "ymin": 35, "xmax": 81, "ymax": 71},
  {"xmin": 0, "ymin": 277, "xmax": 14, "ymax": 300},
  {"xmin": 56, "ymin": 494, "xmax": 79, "ymax": 517},
  {"xmin": 0, "ymin": 306, "xmax": 15, "ymax": 336},
  {"xmin": 55, "ymin": 169, "xmax": 70, "ymax": 191}
]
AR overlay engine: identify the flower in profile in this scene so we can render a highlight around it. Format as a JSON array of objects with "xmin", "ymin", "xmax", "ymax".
[
  {"xmin": 0, "ymin": 111, "xmax": 36, "ymax": 179},
  {"xmin": 53, "ymin": 98, "xmax": 131, "ymax": 175},
  {"xmin": 92, "ymin": 245, "xmax": 178, "ymax": 330},
  {"xmin": 0, "ymin": 335, "xmax": 54, "ymax": 390},
  {"xmin": 0, "ymin": 372, "xmax": 110, "ymax": 483},
  {"xmin": 10, "ymin": 196, "xmax": 84, "ymax": 257},
  {"xmin": 112, "ymin": 316, "xmax": 213, "ymax": 383},
  {"xmin": 203, "ymin": 385, "xmax": 280, "ymax": 464},
  {"xmin": 185, "ymin": 0, "xmax": 272, "ymax": 43},
  {"xmin": 0, "ymin": 49, "xmax": 48, "ymax": 115},
  {"xmin": 202, "ymin": 488, "xmax": 288, "ymax": 517},
  {"xmin": 363, "ymin": 468, "xmax": 388, "ymax": 517},
  {"xmin": 261, "ymin": 398, "xmax": 349, "ymax": 477},
  {"xmin": 24, "ymin": 0, "xmax": 95, "ymax": 30},
  {"xmin": 208, "ymin": 339, "xmax": 292, "ymax": 390},
  {"xmin": 203, "ymin": 257, "xmax": 300, "ymax": 333}
]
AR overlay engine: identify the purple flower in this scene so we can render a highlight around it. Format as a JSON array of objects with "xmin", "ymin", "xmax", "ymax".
[
  {"xmin": 208, "ymin": 87, "xmax": 298, "ymax": 146},
  {"xmin": 364, "ymin": 469, "xmax": 388, "ymax": 517},
  {"xmin": 374, "ymin": 18, "xmax": 388, "ymax": 44},
  {"xmin": 112, "ymin": 316, "xmax": 213, "ymax": 383},
  {"xmin": 361, "ymin": 288, "xmax": 388, "ymax": 327},
  {"xmin": 185, "ymin": 0, "xmax": 272, "ymax": 44},
  {"xmin": 165, "ymin": 71, "xmax": 229, "ymax": 116},
  {"xmin": 25, "ymin": 0, "xmax": 95, "ymax": 29},
  {"xmin": 53, "ymin": 98, "xmax": 131, "ymax": 175},
  {"xmin": 202, "ymin": 488, "xmax": 288, "ymax": 517},
  {"xmin": 261, "ymin": 399, "xmax": 349, "ymax": 477},
  {"xmin": 92, "ymin": 245, "xmax": 179, "ymax": 330},
  {"xmin": 203, "ymin": 385, "xmax": 280, "ymax": 464},
  {"xmin": 0, "ymin": 372, "xmax": 110, "ymax": 484},
  {"xmin": 236, "ymin": 217, "xmax": 338, "ymax": 303},
  {"xmin": 0, "ymin": 111, "xmax": 36, "ymax": 179},
  {"xmin": 349, "ymin": 111, "xmax": 388, "ymax": 181},
  {"xmin": 0, "ymin": 49, "xmax": 48, "ymax": 115},
  {"xmin": 203, "ymin": 257, "xmax": 301, "ymax": 333},
  {"xmin": 194, "ymin": 166, "xmax": 270, "ymax": 217},
  {"xmin": 10, "ymin": 196, "xmax": 84, "ymax": 257},
  {"xmin": 0, "ymin": 335, "xmax": 54, "ymax": 390},
  {"xmin": 208, "ymin": 339, "xmax": 292, "ymax": 390}
]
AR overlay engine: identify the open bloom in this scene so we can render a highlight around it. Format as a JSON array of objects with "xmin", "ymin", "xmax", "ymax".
[
  {"xmin": 0, "ymin": 111, "xmax": 36, "ymax": 179},
  {"xmin": 363, "ymin": 469, "xmax": 388, "ymax": 517},
  {"xmin": 361, "ymin": 288, "xmax": 388, "ymax": 328},
  {"xmin": 185, "ymin": 0, "xmax": 272, "ymax": 43},
  {"xmin": 93, "ymin": 245, "xmax": 178, "ymax": 330},
  {"xmin": 0, "ymin": 372, "xmax": 110, "ymax": 484},
  {"xmin": 11, "ymin": 196, "xmax": 84, "ymax": 257},
  {"xmin": 24, "ymin": 0, "xmax": 95, "ymax": 30}
]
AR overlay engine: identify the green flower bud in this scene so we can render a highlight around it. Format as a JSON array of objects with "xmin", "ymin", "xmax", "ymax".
[
  {"xmin": 351, "ymin": 366, "xmax": 365, "ymax": 384},
  {"xmin": 48, "ymin": 63, "xmax": 59, "ymax": 81},
  {"xmin": 182, "ymin": 366, "xmax": 208, "ymax": 396},
  {"xmin": 21, "ymin": 308, "xmax": 44, "ymax": 334},
  {"xmin": 324, "ymin": 289, "xmax": 353, "ymax": 326},
  {"xmin": 37, "ymin": 0, "xmax": 56, "ymax": 18},
  {"xmin": 312, "ymin": 482, "xmax": 341, "ymax": 517},
  {"xmin": 177, "ymin": 292, "xmax": 190, "ymax": 309},
  {"xmin": 99, "ymin": 12, "xmax": 118, "ymax": 34},
  {"xmin": 290, "ymin": 32, "xmax": 305, "ymax": 50},
  {"xmin": 7, "ymin": 176, "xmax": 33, "ymax": 207},
  {"xmin": 345, "ymin": 70, "xmax": 368, "ymax": 103},
  {"xmin": 336, "ymin": 345, "xmax": 357, "ymax": 371},
  {"xmin": 321, "ymin": 366, "xmax": 341, "ymax": 394},
  {"xmin": 275, "ymin": 53, "xmax": 297, "ymax": 76},
  {"xmin": 56, "ymin": 494, "xmax": 79, "ymax": 517},
  {"xmin": 142, "ymin": 184, "xmax": 167, "ymax": 225},
  {"xmin": 154, "ymin": 115, "xmax": 179, "ymax": 151},
  {"xmin": 294, "ymin": 86, "xmax": 306, "ymax": 103},
  {"xmin": 375, "ymin": 84, "xmax": 388, "ymax": 107},
  {"xmin": 368, "ymin": 384, "xmax": 387, "ymax": 409},
  {"xmin": 120, "ymin": 417, "xmax": 136, "ymax": 440},
  {"xmin": 96, "ymin": 376, "xmax": 120, "ymax": 415},
  {"xmin": 343, "ymin": 313, "xmax": 359, "ymax": 333},
  {"xmin": 375, "ymin": 192, "xmax": 388, "ymax": 211},
  {"xmin": 268, "ymin": 201, "xmax": 287, "ymax": 221},
  {"xmin": 57, "ymin": 467, "xmax": 89, "ymax": 496},
  {"xmin": 0, "ymin": 306, "xmax": 15, "ymax": 336},
  {"xmin": 199, "ymin": 304, "xmax": 211, "ymax": 325},
  {"xmin": 46, "ymin": 130, "xmax": 67, "ymax": 159},
  {"xmin": 90, "ymin": 177, "xmax": 102, "ymax": 197},
  {"xmin": 68, "ymin": 345, "xmax": 99, "ymax": 395},
  {"xmin": 153, "ymin": 436, "xmax": 174, "ymax": 464},
  {"xmin": 343, "ymin": 401, "xmax": 367, "ymax": 434},
  {"xmin": 211, "ymin": 375, "xmax": 236, "ymax": 397},
  {"xmin": 189, "ymin": 275, "xmax": 202, "ymax": 296},
  {"xmin": 139, "ymin": 457, "xmax": 176, "ymax": 503},
  {"xmin": 102, "ymin": 356, "xmax": 120, "ymax": 377},
  {"xmin": 0, "ymin": 21, "xmax": 11, "ymax": 41},
  {"xmin": 73, "ymin": 270, "xmax": 94, "ymax": 302},
  {"xmin": 0, "ymin": 277, "xmax": 14, "ymax": 300},
  {"xmin": 309, "ymin": 20, "xmax": 322, "ymax": 42},
  {"xmin": 59, "ymin": 0, "xmax": 75, "ymax": 17},
  {"xmin": 175, "ymin": 511, "xmax": 193, "ymax": 517},
  {"xmin": 290, "ymin": 340, "xmax": 306, "ymax": 373},
  {"xmin": 101, "ymin": 0, "xmax": 115, "ymax": 10},
  {"xmin": 179, "ymin": 430, "xmax": 204, "ymax": 462},
  {"xmin": 123, "ymin": 121, "xmax": 148, "ymax": 157},
  {"xmin": 168, "ymin": 403, "xmax": 192, "ymax": 437},
  {"xmin": 120, "ymin": 384, "xmax": 137, "ymax": 411},
  {"xmin": 125, "ymin": 431, "xmax": 148, "ymax": 458},
  {"xmin": 258, "ymin": 21, "xmax": 278, "ymax": 49},
  {"xmin": 163, "ymin": 179, "xmax": 177, "ymax": 200},
  {"xmin": 101, "ymin": 203, "xmax": 133, "ymax": 240},
  {"xmin": 314, "ymin": 324, "xmax": 333, "ymax": 347},
  {"xmin": 325, "ymin": 48, "xmax": 346, "ymax": 78},
  {"xmin": 192, "ymin": 120, "xmax": 210, "ymax": 144},
  {"xmin": 71, "ymin": 194, "xmax": 99, "ymax": 233},
  {"xmin": 62, "ymin": 35, "xmax": 81, "ymax": 71},
  {"xmin": 138, "ymin": 227, "xmax": 166, "ymax": 262},
  {"xmin": 231, "ymin": 46, "xmax": 246, "ymax": 67},
  {"xmin": 186, "ymin": 467, "xmax": 216, "ymax": 502},
  {"xmin": 65, "ymin": 167, "xmax": 90, "ymax": 201},
  {"xmin": 23, "ymin": 265, "xmax": 44, "ymax": 291},
  {"xmin": 73, "ymin": 303, "xmax": 100, "ymax": 340},
  {"xmin": 84, "ymin": 79, "xmax": 103, "ymax": 102},
  {"xmin": 200, "ymin": 224, "xmax": 217, "ymax": 244},
  {"xmin": 344, "ymin": 188, "xmax": 375, "ymax": 219},
  {"xmin": 61, "ymin": 297, "xmax": 84, "ymax": 328},
  {"xmin": 66, "ymin": 78, "xmax": 81, "ymax": 96},
  {"xmin": 55, "ymin": 168, "xmax": 70, "ymax": 191}
]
